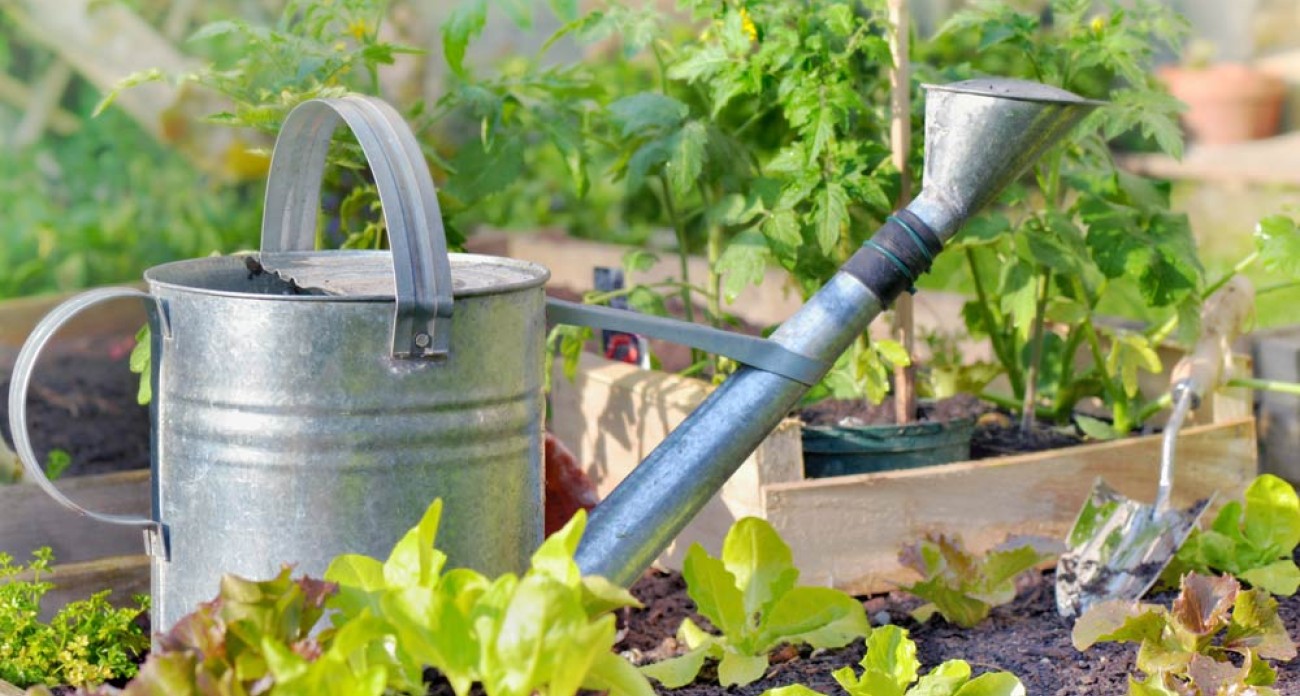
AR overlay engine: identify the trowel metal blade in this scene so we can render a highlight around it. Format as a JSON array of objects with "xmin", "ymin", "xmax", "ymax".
[{"xmin": 1054, "ymin": 478, "xmax": 1212, "ymax": 617}]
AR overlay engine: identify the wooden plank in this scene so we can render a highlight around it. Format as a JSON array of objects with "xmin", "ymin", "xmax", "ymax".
[
  {"xmin": 0, "ymin": 470, "xmax": 151, "ymax": 565},
  {"xmin": 763, "ymin": 418, "xmax": 1257, "ymax": 595}
]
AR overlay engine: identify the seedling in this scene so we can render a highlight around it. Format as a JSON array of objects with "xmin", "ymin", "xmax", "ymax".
[
  {"xmin": 759, "ymin": 625, "xmax": 1026, "ymax": 696},
  {"xmin": 640, "ymin": 517, "xmax": 870, "ymax": 688},
  {"xmin": 1073, "ymin": 572, "xmax": 1297, "ymax": 695},
  {"xmin": 898, "ymin": 533, "xmax": 1055, "ymax": 628}
]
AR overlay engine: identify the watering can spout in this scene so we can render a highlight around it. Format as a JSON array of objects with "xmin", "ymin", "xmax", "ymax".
[
  {"xmin": 574, "ymin": 78, "xmax": 1102, "ymax": 587},
  {"xmin": 910, "ymin": 78, "xmax": 1104, "ymax": 242}
]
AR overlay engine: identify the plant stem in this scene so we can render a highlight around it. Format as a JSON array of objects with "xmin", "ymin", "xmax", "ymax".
[
  {"xmin": 659, "ymin": 174, "xmax": 702, "ymax": 366},
  {"xmin": 1073, "ymin": 276, "xmax": 1134, "ymax": 433},
  {"xmin": 966, "ymin": 247, "xmax": 1023, "ymax": 397},
  {"xmin": 1019, "ymin": 268, "xmax": 1051, "ymax": 431},
  {"xmin": 1226, "ymin": 376, "xmax": 1300, "ymax": 396}
]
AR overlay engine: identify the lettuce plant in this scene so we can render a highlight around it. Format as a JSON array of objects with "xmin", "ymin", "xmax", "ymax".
[
  {"xmin": 1162, "ymin": 474, "xmax": 1300, "ymax": 596},
  {"xmin": 323, "ymin": 500, "xmax": 652, "ymax": 696},
  {"xmin": 1073, "ymin": 572, "xmax": 1297, "ymax": 695},
  {"xmin": 102, "ymin": 501, "xmax": 653, "ymax": 696},
  {"xmin": 897, "ymin": 533, "xmax": 1054, "ymax": 628},
  {"xmin": 761, "ymin": 625, "xmax": 1026, "ymax": 696},
  {"xmin": 640, "ymin": 517, "xmax": 870, "ymax": 688}
]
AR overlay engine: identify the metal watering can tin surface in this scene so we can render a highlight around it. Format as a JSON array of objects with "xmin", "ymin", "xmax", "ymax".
[{"xmin": 8, "ymin": 96, "xmax": 549, "ymax": 631}]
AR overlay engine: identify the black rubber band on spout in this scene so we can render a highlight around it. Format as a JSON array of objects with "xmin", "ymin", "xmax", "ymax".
[{"xmin": 840, "ymin": 209, "xmax": 942, "ymax": 306}]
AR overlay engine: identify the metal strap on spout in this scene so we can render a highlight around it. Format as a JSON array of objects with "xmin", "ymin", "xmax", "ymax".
[
  {"xmin": 6, "ymin": 287, "xmax": 169, "ymax": 560},
  {"xmin": 546, "ymin": 298, "xmax": 828, "ymax": 386},
  {"xmin": 260, "ymin": 95, "xmax": 454, "ymax": 359}
]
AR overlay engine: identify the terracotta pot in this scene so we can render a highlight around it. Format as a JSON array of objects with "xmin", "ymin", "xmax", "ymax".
[{"xmin": 1158, "ymin": 63, "xmax": 1286, "ymax": 145}]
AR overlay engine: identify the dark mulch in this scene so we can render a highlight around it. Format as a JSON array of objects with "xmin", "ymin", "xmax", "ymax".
[
  {"xmin": 0, "ymin": 333, "xmax": 151, "ymax": 477},
  {"xmin": 617, "ymin": 552, "xmax": 1300, "ymax": 696}
]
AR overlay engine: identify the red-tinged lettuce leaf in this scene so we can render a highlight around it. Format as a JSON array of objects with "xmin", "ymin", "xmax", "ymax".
[{"xmin": 1171, "ymin": 573, "xmax": 1237, "ymax": 637}]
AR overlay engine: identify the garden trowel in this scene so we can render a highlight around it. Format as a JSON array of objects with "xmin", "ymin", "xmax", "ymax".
[{"xmin": 1055, "ymin": 277, "xmax": 1255, "ymax": 617}]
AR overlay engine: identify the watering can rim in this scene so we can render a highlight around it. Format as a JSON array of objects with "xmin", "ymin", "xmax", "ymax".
[
  {"xmin": 142, "ymin": 250, "xmax": 550, "ymax": 302},
  {"xmin": 923, "ymin": 77, "xmax": 1106, "ymax": 107}
]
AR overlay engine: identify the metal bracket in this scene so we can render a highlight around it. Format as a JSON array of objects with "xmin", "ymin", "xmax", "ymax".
[
  {"xmin": 546, "ymin": 298, "xmax": 828, "ymax": 386},
  {"xmin": 143, "ymin": 523, "xmax": 171, "ymax": 562}
]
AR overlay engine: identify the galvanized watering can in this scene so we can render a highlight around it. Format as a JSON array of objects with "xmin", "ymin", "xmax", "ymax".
[{"xmin": 8, "ymin": 79, "xmax": 1099, "ymax": 631}]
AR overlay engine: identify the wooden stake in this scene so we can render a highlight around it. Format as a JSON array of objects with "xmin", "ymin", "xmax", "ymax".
[{"xmin": 888, "ymin": 0, "xmax": 916, "ymax": 424}]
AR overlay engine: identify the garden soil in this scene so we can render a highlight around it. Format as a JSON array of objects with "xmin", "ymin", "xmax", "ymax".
[
  {"xmin": 616, "ymin": 559, "xmax": 1300, "ymax": 695},
  {"xmin": 0, "ymin": 332, "xmax": 151, "ymax": 477}
]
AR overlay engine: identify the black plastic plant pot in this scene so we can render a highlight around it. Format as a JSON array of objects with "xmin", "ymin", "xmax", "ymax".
[{"xmin": 801, "ymin": 417, "xmax": 975, "ymax": 478}]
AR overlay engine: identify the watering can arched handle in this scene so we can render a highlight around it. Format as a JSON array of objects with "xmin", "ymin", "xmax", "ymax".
[
  {"xmin": 260, "ymin": 95, "xmax": 455, "ymax": 359},
  {"xmin": 7, "ymin": 287, "xmax": 169, "ymax": 559}
]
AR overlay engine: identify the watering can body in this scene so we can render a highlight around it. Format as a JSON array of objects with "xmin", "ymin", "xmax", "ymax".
[{"xmin": 8, "ymin": 97, "xmax": 549, "ymax": 631}]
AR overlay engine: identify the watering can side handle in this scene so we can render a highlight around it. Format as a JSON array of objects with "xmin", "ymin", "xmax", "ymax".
[
  {"xmin": 6, "ymin": 287, "xmax": 168, "ymax": 559},
  {"xmin": 260, "ymin": 95, "xmax": 454, "ymax": 360},
  {"xmin": 545, "ymin": 298, "xmax": 829, "ymax": 386}
]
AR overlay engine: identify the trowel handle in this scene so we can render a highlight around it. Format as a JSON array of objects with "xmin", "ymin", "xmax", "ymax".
[
  {"xmin": 6, "ymin": 287, "xmax": 168, "ymax": 558},
  {"xmin": 1170, "ymin": 276, "xmax": 1255, "ymax": 401},
  {"xmin": 260, "ymin": 95, "xmax": 454, "ymax": 360}
]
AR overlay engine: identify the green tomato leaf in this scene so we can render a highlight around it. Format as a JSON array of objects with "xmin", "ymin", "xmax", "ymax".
[
  {"xmin": 623, "ymin": 249, "xmax": 659, "ymax": 273},
  {"xmin": 951, "ymin": 214, "xmax": 1011, "ymax": 249},
  {"xmin": 817, "ymin": 183, "xmax": 850, "ymax": 256},
  {"xmin": 668, "ymin": 44, "xmax": 730, "ymax": 83},
  {"xmin": 717, "ymin": 230, "xmax": 773, "ymax": 303},
  {"xmin": 607, "ymin": 93, "xmax": 689, "ymax": 138},
  {"xmin": 1076, "ymin": 414, "xmax": 1121, "ymax": 441},
  {"xmin": 873, "ymin": 338, "xmax": 912, "ymax": 369},
  {"xmin": 668, "ymin": 120, "xmax": 709, "ymax": 200},
  {"xmin": 442, "ymin": 0, "xmax": 488, "ymax": 77},
  {"xmin": 1255, "ymin": 215, "xmax": 1300, "ymax": 275}
]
